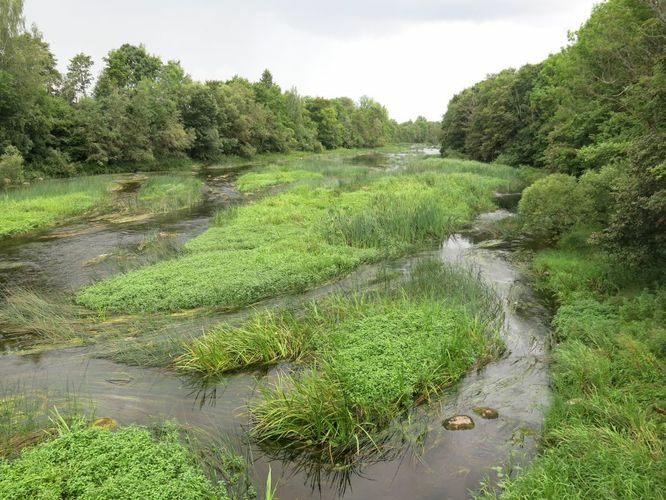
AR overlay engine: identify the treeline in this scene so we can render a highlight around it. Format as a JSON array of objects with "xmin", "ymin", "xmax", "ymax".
[
  {"xmin": 0, "ymin": 0, "xmax": 416, "ymax": 181},
  {"xmin": 393, "ymin": 116, "xmax": 441, "ymax": 144},
  {"xmin": 440, "ymin": 0, "xmax": 665, "ymax": 264}
]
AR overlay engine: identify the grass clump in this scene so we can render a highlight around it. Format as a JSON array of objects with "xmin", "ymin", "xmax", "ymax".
[
  {"xmin": 235, "ymin": 166, "xmax": 324, "ymax": 192},
  {"xmin": 77, "ymin": 157, "xmax": 519, "ymax": 314},
  {"xmin": 135, "ymin": 175, "xmax": 204, "ymax": 213},
  {"xmin": 0, "ymin": 176, "xmax": 114, "ymax": 237},
  {"xmin": 483, "ymin": 233, "xmax": 666, "ymax": 498},
  {"xmin": 0, "ymin": 289, "xmax": 92, "ymax": 344},
  {"xmin": 179, "ymin": 261, "xmax": 503, "ymax": 462},
  {"xmin": 0, "ymin": 424, "xmax": 228, "ymax": 499}
]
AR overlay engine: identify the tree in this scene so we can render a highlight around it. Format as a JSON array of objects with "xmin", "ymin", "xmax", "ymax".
[
  {"xmin": 0, "ymin": 0, "xmax": 24, "ymax": 63},
  {"xmin": 62, "ymin": 53, "xmax": 93, "ymax": 103},
  {"xmin": 95, "ymin": 44, "xmax": 162, "ymax": 96}
]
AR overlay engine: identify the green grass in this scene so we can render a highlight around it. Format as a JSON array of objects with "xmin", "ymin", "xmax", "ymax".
[
  {"xmin": 0, "ymin": 386, "xmax": 90, "ymax": 459},
  {"xmin": 235, "ymin": 166, "xmax": 324, "ymax": 192},
  {"xmin": 0, "ymin": 424, "xmax": 228, "ymax": 499},
  {"xmin": 0, "ymin": 176, "xmax": 114, "ymax": 237},
  {"xmin": 0, "ymin": 289, "xmax": 93, "ymax": 344},
  {"xmin": 76, "ymin": 158, "xmax": 521, "ymax": 313},
  {"xmin": 483, "ymin": 236, "xmax": 666, "ymax": 498},
  {"xmin": 134, "ymin": 175, "xmax": 204, "ymax": 213},
  {"xmin": 178, "ymin": 261, "xmax": 503, "ymax": 462}
]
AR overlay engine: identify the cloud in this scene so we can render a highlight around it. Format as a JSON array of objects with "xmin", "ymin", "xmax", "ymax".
[
  {"xmin": 24, "ymin": 0, "xmax": 598, "ymax": 121},
  {"xmin": 239, "ymin": 0, "xmax": 595, "ymax": 35}
]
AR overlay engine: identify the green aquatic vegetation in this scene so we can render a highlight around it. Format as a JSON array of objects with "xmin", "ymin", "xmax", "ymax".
[
  {"xmin": 0, "ymin": 176, "xmax": 114, "ymax": 237},
  {"xmin": 0, "ymin": 289, "xmax": 92, "ymax": 343},
  {"xmin": 484, "ymin": 240, "xmax": 666, "ymax": 499},
  {"xmin": 0, "ymin": 386, "xmax": 90, "ymax": 459},
  {"xmin": 177, "ymin": 309, "xmax": 316, "ymax": 376},
  {"xmin": 77, "ymin": 159, "xmax": 519, "ymax": 313},
  {"xmin": 249, "ymin": 298, "xmax": 496, "ymax": 461},
  {"xmin": 404, "ymin": 157, "xmax": 538, "ymax": 191},
  {"xmin": 0, "ymin": 425, "xmax": 228, "ymax": 499},
  {"xmin": 135, "ymin": 175, "xmax": 204, "ymax": 213},
  {"xmin": 180, "ymin": 261, "xmax": 503, "ymax": 460},
  {"xmin": 235, "ymin": 167, "xmax": 324, "ymax": 192},
  {"xmin": 326, "ymin": 173, "xmax": 500, "ymax": 252}
]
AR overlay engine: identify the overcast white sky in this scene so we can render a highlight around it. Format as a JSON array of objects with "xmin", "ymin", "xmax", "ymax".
[{"xmin": 25, "ymin": 0, "xmax": 599, "ymax": 122}]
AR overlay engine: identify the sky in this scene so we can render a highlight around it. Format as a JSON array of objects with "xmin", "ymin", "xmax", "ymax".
[{"xmin": 24, "ymin": 0, "xmax": 599, "ymax": 122}]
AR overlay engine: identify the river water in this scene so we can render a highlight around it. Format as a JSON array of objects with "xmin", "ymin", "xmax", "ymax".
[{"xmin": 0, "ymin": 150, "xmax": 549, "ymax": 499}]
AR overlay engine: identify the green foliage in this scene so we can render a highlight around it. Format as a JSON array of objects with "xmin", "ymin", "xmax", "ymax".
[
  {"xmin": 0, "ymin": 145, "xmax": 24, "ymax": 184},
  {"xmin": 0, "ymin": 175, "xmax": 112, "ymax": 237},
  {"xmin": 441, "ymin": 0, "xmax": 666, "ymax": 265},
  {"xmin": 0, "ymin": 425, "xmax": 227, "ymax": 499},
  {"xmin": 486, "ymin": 239, "xmax": 666, "ymax": 499},
  {"xmin": 247, "ymin": 261, "xmax": 503, "ymax": 460},
  {"xmin": 235, "ymin": 167, "xmax": 323, "ymax": 193},
  {"xmin": 76, "ymin": 158, "xmax": 517, "ymax": 313},
  {"xmin": 518, "ymin": 174, "xmax": 581, "ymax": 240},
  {"xmin": 135, "ymin": 175, "xmax": 203, "ymax": 213},
  {"xmin": 177, "ymin": 309, "xmax": 316, "ymax": 376}
]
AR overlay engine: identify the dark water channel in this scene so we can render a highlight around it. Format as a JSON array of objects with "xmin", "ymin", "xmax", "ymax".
[{"xmin": 0, "ymin": 151, "xmax": 549, "ymax": 499}]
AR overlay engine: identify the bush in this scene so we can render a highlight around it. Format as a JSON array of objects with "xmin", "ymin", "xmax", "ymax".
[
  {"xmin": 518, "ymin": 174, "xmax": 581, "ymax": 241},
  {"xmin": 38, "ymin": 149, "xmax": 77, "ymax": 177},
  {"xmin": 0, "ymin": 146, "xmax": 24, "ymax": 185}
]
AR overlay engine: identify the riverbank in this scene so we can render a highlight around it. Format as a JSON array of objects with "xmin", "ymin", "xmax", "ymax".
[{"xmin": 482, "ymin": 237, "xmax": 665, "ymax": 498}]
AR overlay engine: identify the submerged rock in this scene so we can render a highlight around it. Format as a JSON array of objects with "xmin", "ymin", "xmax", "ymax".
[
  {"xmin": 90, "ymin": 417, "xmax": 118, "ymax": 429},
  {"xmin": 473, "ymin": 406, "xmax": 499, "ymax": 419},
  {"xmin": 443, "ymin": 415, "xmax": 475, "ymax": 430}
]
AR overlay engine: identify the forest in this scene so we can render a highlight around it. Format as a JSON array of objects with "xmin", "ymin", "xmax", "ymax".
[
  {"xmin": 440, "ymin": 0, "xmax": 665, "ymax": 265},
  {"xmin": 0, "ymin": 0, "xmax": 664, "ymax": 499},
  {"xmin": 0, "ymin": 0, "xmax": 440, "ymax": 181}
]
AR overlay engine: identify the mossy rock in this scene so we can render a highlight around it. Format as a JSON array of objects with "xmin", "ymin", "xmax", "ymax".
[
  {"xmin": 443, "ymin": 415, "xmax": 475, "ymax": 430},
  {"xmin": 473, "ymin": 406, "xmax": 499, "ymax": 419},
  {"xmin": 90, "ymin": 417, "xmax": 118, "ymax": 429}
]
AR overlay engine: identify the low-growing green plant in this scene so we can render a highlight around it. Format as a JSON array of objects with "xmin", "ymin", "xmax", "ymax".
[
  {"xmin": 249, "ymin": 298, "xmax": 496, "ymax": 462},
  {"xmin": 177, "ymin": 309, "xmax": 316, "ymax": 376},
  {"xmin": 0, "ymin": 176, "xmax": 114, "ymax": 237},
  {"xmin": 134, "ymin": 175, "xmax": 204, "ymax": 213},
  {"xmin": 178, "ymin": 260, "xmax": 503, "ymax": 463},
  {"xmin": 0, "ymin": 386, "xmax": 91, "ymax": 459},
  {"xmin": 0, "ymin": 424, "xmax": 229, "ymax": 499},
  {"xmin": 77, "ymin": 159, "xmax": 518, "ymax": 313},
  {"xmin": 482, "ymin": 240, "xmax": 666, "ymax": 498},
  {"xmin": 235, "ymin": 167, "xmax": 323, "ymax": 192},
  {"xmin": 0, "ymin": 289, "xmax": 92, "ymax": 343}
]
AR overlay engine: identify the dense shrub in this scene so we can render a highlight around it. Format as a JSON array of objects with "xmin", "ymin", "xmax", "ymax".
[
  {"xmin": 518, "ymin": 174, "xmax": 581, "ymax": 240},
  {"xmin": 0, "ymin": 146, "xmax": 24, "ymax": 185}
]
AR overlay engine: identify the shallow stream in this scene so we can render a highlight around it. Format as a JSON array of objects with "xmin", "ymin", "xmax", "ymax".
[{"xmin": 0, "ymin": 151, "xmax": 549, "ymax": 499}]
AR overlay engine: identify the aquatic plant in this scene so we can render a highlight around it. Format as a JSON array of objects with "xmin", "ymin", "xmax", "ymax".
[
  {"xmin": 134, "ymin": 175, "xmax": 204, "ymax": 213},
  {"xmin": 235, "ymin": 167, "xmax": 323, "ymax": 192},
  {"xmin": 77, "ymin": 158, "xmax": 519, "ymax": 313},
  {"xmin": 179, "ymin": 260, "xmax": 503, "ymax": 462},
  {"xmin": 0, "ymin": 424, "xmax": 228, "ymax": 499},
  {"xmin": 0, "ymin": 176, "xmax": 114, "ymax": 237}
]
